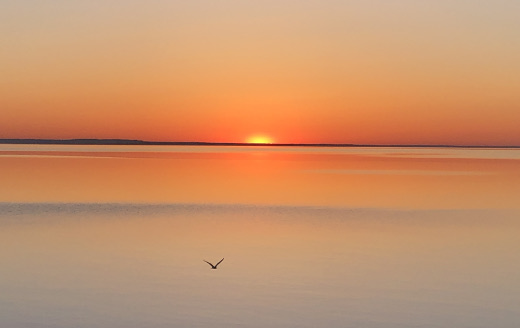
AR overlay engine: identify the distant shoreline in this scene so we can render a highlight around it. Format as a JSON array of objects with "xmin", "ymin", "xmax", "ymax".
[{"xmin": 0, "ymin": 139, "xmax": 518, "ymax": 148}]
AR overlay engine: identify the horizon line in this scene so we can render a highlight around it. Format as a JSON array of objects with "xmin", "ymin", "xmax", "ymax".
[{"xmin": 0, "ymin": 138, "xmax": 519, "ymax": 148}]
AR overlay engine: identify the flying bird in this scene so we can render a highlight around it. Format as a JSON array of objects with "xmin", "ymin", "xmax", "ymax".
[{"xmin": 203, "ymin": 258, "xmax": 224, "ymax": 269}]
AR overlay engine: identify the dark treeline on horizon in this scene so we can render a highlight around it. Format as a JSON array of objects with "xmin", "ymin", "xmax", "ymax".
[{"xmin": 0, "ymin": 138, "xmax": 518, "ymax": 148}]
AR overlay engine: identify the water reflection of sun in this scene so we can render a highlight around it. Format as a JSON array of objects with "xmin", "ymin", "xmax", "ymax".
[{"xmin": 246, "ymin": 135, "xmax": 274, "ymax": 144}]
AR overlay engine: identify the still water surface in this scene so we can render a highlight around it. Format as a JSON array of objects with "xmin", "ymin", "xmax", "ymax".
[{"xmin": 0, "ymin": 145, "xmax": 519, "ymax": 327}]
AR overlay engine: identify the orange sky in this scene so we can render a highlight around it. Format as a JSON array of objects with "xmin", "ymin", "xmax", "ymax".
[{"xmin": 1, "ymin": 1, "xmax": 519, "ymax": 145}]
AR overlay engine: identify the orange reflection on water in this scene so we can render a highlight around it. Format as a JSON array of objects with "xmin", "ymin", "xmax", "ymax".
[{"xmin": 0, "ymin": 145, "xmax": 519, "ymax": 209}]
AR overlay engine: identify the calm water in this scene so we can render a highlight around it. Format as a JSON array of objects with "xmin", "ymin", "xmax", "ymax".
[{"xmin": 1, "ymin": 145, "xmax": 519, "ymax": 327}]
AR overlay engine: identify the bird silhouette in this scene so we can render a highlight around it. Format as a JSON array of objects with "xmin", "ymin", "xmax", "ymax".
[{"xmin": 203, "ymin": 258, "xmax": 224, "ymax": 269}]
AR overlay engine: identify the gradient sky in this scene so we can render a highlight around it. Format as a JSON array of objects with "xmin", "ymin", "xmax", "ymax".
[{"xmin": 1, "ymin": 0, "xmax": 519, "ymax": 145}]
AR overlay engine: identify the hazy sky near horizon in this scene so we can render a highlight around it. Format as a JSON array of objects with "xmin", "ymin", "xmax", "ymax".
[{"xmin": 1, "ymin": 0, "xmax": 519, "ymax": 145}]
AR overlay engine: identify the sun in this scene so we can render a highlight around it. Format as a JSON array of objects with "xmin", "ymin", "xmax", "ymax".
[{"xmin": 246, "ymin": 135, "xmax": 274, "ymax": 144}]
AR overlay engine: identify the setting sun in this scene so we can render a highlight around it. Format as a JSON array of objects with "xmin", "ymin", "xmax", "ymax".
[{"xmin": 246, "ymin": 135, "xmax": 274, "ymax": 144}]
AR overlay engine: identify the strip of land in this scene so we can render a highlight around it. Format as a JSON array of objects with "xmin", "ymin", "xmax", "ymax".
[{"xmin": 0, "ymin": 139, "xmax": 518, "ymax": 148}]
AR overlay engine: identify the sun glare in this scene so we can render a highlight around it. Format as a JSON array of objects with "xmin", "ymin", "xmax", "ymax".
[{"xmin": 246, "ymin": 135, "xmax": 274, "ymax": 144}]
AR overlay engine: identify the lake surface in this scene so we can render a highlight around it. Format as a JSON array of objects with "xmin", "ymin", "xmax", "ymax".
[{"xmin": 1, "ymin": 145, "xmax": 519, "ymax": 327}]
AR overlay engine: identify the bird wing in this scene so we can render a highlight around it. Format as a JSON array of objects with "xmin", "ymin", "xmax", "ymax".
[
  {"xmin": 215, "ymin": 258, "xmax": 224, "ymax": 267},
  {"xmin": 203, "ymin": 260, "xmax": 214, "ymax": 267}
]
